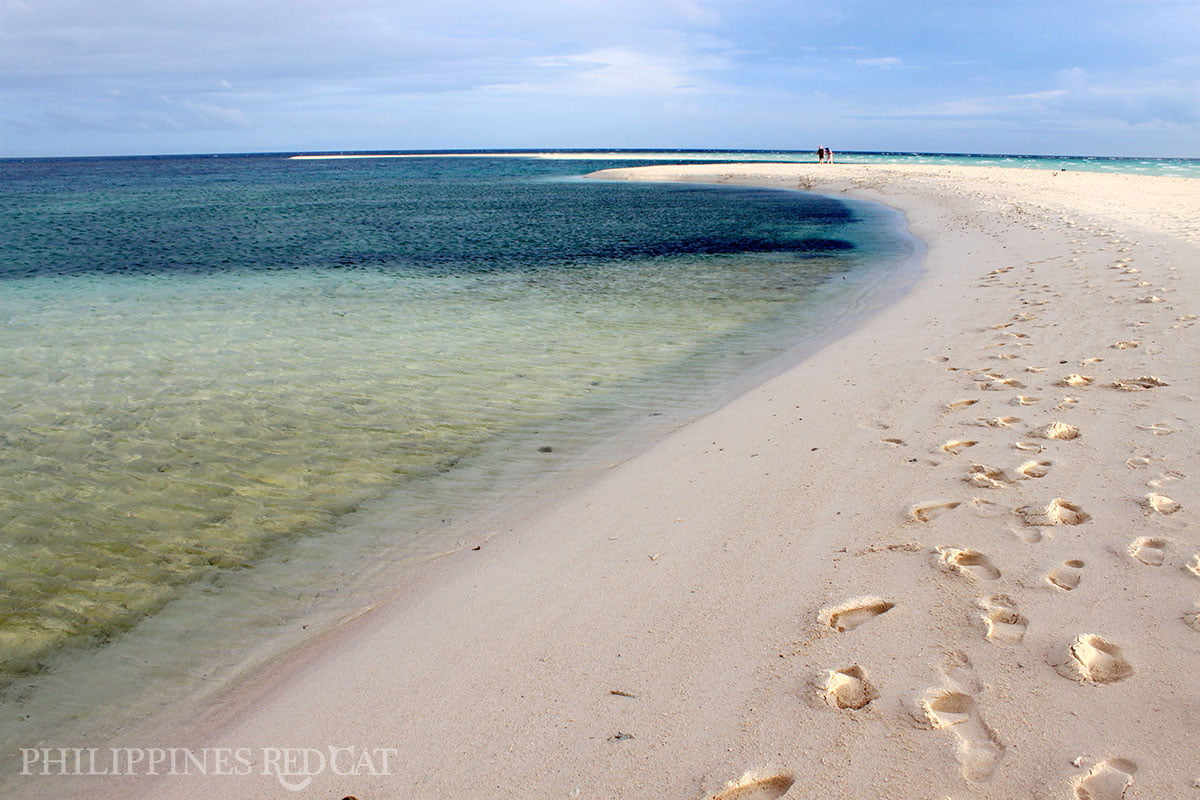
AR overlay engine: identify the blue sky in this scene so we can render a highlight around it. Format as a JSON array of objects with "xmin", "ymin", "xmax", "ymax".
[{"xmin": 2, "ymin": 0, "xmax": 1197, "ymax": 158}]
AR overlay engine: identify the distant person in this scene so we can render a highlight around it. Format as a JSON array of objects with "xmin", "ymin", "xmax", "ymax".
[
  {"xmin": 817, "ymin": 146, "xmax": 826, "ymax": 163},
  {"xmin": 826, "ymin": 148, "xmax": 835, "ymax": 164}
]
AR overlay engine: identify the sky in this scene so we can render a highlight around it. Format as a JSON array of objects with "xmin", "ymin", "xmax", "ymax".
[{"xmin": 1, "ymin": 0, "xmax": 1197, "ymax": 158}]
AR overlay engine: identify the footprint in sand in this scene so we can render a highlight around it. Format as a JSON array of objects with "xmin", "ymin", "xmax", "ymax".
[
  {"xmin": 1058, "ymin": 374, "xmax": 1094, "ymax": 387},
  {"xmin": 936, "ymin": 547, "xmax": 1001, "ymax": 580},
  {"xmin": 909, "ymin": 500, "xmax": 961, "ymax": 522},
  {"xmin": 1052, "ymin": 634, "xmax": 1134, "ymax": 684},
  {"xmin": 1072, "ymin": 758, "xmax": 1137, "ymax": 800},
  {"xmin": 1017, "ymin": 498, "xmax": 1091, "ymax": 527},
  {"xmin": 1186, "ymin": 553, "xmax": 1199, "ymax": 579},
  {"xmin": 977, "ymin": 375, "xmax": 1026, "ymax": 391},
  {"xmin": 980, "ymin": 595, "xmax": 1028, "ymax": 643},
  {"xmin": 820, "ymin": 665, "xmax": 878, "ymax": 710},
  {"xmin": 1142, "ymin": 493, "xmax": 1181, "ymax": 515},
  {"xmin": 1012, "ymin": 440, "xmax": 1045, "ymax": 453},
  {"xmin": 1111, "ymin": 375, "xmax": 1168, "ymax": 391},
  {"xmin": 1111, "ymin": 340, "xmax": 1140, "ymax": 349},
  {"xmin": 1147, "ymin": 469, "xmax": 1185, "ymax": 489},
  {"xmin": 1047, "ymin": 559, "xmax": 1085, "ymax": 590},
  {"xmin": 921, "ymin": 690, "xmax": 1004, "ymax": 783},
  {"xmin": 977, "ymin": 416, "xmax": 1020, "ymax": 429},
  {"xmin": 1030, "ymin": 421, "xmax": 1080, "ymax": 440},
  {"xmin": 940, "ymin": 650, "xmax": 983, "ymax": 694},
  {"xmin": 1055, "ymin": 396, "xmax": 1080, "ymax": 410},
  {"xmin": 965, "ymin": 464, "xmax": 1012, "ymax": 490},
  {"xmin": 1128, "ymin": 536, "xmax": 1166, "ymax": 566},
  {"xmin": 1125, "ymin": 456, "xmax": 1151, "ymax": 469},
  {"xmin": 947, "ymin": 398, "xmax": 979, "ymax": 410},
  {"xmin": 1184, "ymin": 607, "xmax": 1200, "ymax": 633},
  {"xmin": 820, "ymin": 597, "xmax": 895, "ymax": 632},
  {"xmin": 1017, "ymin": 460, "xmax": 1051, "ymax": 478},
  {"xmin": 879, "ymin": 437, "xmax": 906, "ymax": 446},
  {"xmin": 941, "ymin": 439, "xmax": 978, "ymax": 455},
  {"xmin": 1010, "ymin": 521, "xmax": 1043, "ymax": 544},
  {"xmin": 708, "ymin": 772, "xmax": 794, "ymax": 800},
  {"xmin": 968, "ymin": 497, "xmax": 1005, "ymax": 517},
  {"xmin": 1012, "ymin": 395, "xmax": 1041, "ymax": 406}
]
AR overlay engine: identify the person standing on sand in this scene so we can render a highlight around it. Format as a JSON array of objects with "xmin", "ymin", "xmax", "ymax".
[
  {"xmin": 826, "ymin": 147, "xmax": 835, "ymax": 163},
  {"xmin": 817, "ymin": 146, "xmax": 826, "ymax": 163}
]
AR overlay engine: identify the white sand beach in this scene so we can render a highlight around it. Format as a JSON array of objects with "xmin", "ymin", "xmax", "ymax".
[{"xmin": 47, "ymin": 163, "xmax": 1200, "ymax": 799}]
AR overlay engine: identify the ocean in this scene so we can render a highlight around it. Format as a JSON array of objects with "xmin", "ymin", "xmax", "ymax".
[{"xmin": 1, "ymin": 149, "xmax": 1190, "ymax": 758}]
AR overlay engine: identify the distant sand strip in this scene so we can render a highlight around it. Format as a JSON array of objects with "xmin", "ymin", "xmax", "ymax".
[{"xmin": 39, "ymin": 163, "xmax": 1198, "ymax": 800}]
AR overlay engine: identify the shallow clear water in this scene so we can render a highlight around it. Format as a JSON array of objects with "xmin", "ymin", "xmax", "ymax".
[{"xmin": 0, "ymin": 155, "xmax": 917, "ymax": 696}]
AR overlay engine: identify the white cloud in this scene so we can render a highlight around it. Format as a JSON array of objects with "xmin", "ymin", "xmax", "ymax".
[
  {"xmin": 486, "ymin": 44, "xmax": 729, "ymax": 96},
  {"xmin": 1008, "ymin": 89, "xmax": 1068, "ymax": 102},
  {"xmin": 855, "ymin": 57, "xmax": 903, "ymax": 69},
  {"xmin": 1056, "ymin": 67, "xmax": 1089, "ymax": 90},
  {"xmin": 669, "ymin": 0, "xmax": 720, "ymax": 26}
]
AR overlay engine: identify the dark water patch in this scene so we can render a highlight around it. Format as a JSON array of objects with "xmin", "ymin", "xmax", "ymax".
[{"xmin": 0, "ymin": 157, "xmax": 857, "ymax": 280}]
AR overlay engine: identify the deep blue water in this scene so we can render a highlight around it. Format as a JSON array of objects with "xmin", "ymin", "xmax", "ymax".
[{"xmin": 0, "ymin": 155, "xmax": 862, "ymax": 279}]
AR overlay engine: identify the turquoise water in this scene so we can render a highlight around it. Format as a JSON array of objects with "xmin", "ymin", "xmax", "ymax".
[
  {"xmin": 0, "ymin": 154, "xmax": 918, "ymax": 706},
  {"xmin": 293, "ymin": 149, "xmax": 1200, "ymax": 178},
  {"xmin": 833, "ymin": 151, "xmax": 1200, "ymax": 177}
]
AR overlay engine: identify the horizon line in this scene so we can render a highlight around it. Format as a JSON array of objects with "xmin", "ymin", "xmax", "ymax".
[{"xmin": 3, "ymin": 147, "xmax": 1199, "ymax": 163}]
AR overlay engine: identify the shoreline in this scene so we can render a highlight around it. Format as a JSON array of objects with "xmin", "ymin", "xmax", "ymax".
[{"xmin": 20, "ymin": 163, "xmax": 1200, "ymax": 799}]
